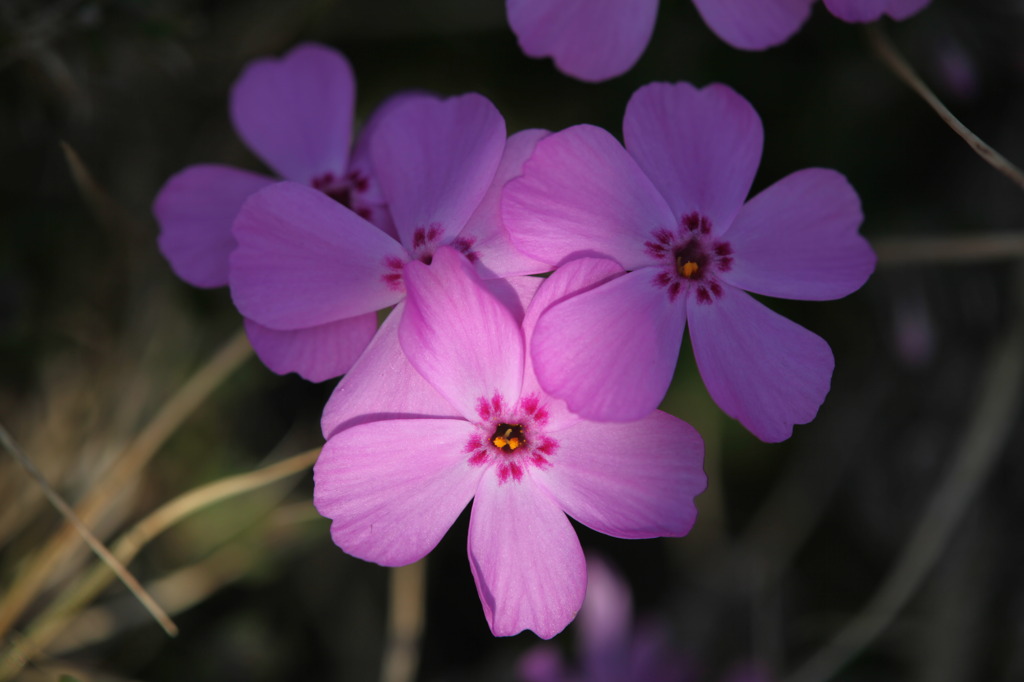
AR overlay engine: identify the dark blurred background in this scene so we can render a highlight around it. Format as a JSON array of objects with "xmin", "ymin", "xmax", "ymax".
[{"xmin": 1, "ymin": 0, "xmax": 1023, "ymax": 680}]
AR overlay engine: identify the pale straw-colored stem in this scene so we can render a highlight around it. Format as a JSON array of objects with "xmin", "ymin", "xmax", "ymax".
[
  {"xmin": 380, "ymin": 560, "xmax": 427, "ymax": 682},
  {"xmin": 874, "ymin": 233, "xmax": 1024, "ymax": 266}
]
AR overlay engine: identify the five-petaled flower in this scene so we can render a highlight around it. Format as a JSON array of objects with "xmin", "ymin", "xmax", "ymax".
[
  {"xmin": 313, "ymin": 248, "xmax": 706, "ymax": 638},
  {"xmin": 503, "ymin": 81, "xmax": 876, "ymax": 442}
]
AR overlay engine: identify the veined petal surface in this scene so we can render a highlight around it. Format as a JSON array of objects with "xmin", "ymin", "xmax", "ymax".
[
  {"xmin": 688, "ymin": 286, "xmax": 834, "ymax": 442},
  {"xmin": 624, "ymin": 82, "xmax": 763, "ymax": 232},
  {"xmin": 537, "ymin": 411, "xmax": 705, "ymax": 538},
  {"xmin": 230, "ymin": 43, "xmax": 355, "ymax": 184},
  {"xmin": 243, "ymin": 314, "xmax": 376, "ymax": 383},
  {"xmin": 400, "ymin": 248, "xmax": 524, "ymax": 422},
  {"xmin": 721, "ymin": 168, "xmax": 875, "ymax": 301},
  {"xmin": 372, "ymin": 93, "xmax": 506, "ymax": 252},
  {"xmin": 506, "ymin": 0, "xmax": 659, "ymax": 82},
  {"xmin": 154, "ymin": 164, "xmax": 275, "ymax": 288},
  {"xmin": 503, "ymin": 124, "xmax": 674, "ymax": 269},
  {"xmin": 315, "ymin": 418, "xmax": 482, "ymax": 567},
  {"xmin": 230, "ymin": 182, "xmax": 407, "ymax": 329},
  {"xmin": 532, "ymin": 269, "xmax": 684, "ymax": 422},
  {"xmin": 692, "ymin": 0, "xmax": 814, "ymax": 50},
  {"xmin": 468, "ymin": 472, "xmax": 586, "ymax": 638}
]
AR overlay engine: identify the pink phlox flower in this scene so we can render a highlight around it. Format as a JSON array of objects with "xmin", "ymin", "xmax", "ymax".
[
  {"xmin": 228, "ymin": 91, "xmax": 550, "ymax": 382},
  {"xmin": 506, "ymin": 0, "xmax": 931, "ymax": 82},
  {"xmin": 313, "ymin": 247, "xmax": 706, "ymax": 638},
  {"xmin": 152, "ymin": 43, "xmax": 401, "ymax": 380},
  {"xmin": 502, "ymin": 81, "xmax": 876, "ymax": 442}
]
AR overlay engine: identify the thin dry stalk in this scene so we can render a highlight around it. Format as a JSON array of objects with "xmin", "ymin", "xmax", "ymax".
[{"xmin": 380, "ymin": 560, "xmax": 427, "ymax": 682}]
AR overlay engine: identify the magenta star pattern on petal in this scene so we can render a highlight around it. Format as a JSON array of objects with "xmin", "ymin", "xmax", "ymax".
[
  {"xmin": 313, "ymin": 248, "xmax": 706, "ymax": 639},
  {"xmin": 502, "ymin": 81, "xmax": 876, "ymax": 442}
]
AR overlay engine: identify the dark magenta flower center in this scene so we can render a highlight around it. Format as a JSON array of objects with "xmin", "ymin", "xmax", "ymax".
[
  {"xmin": 491, "ymin": 422, "xmax": 526, "ymax": 452},
  {"xmin": 311, "ymin": 170, "xmax": 373, "ymax": 221},
  {"xmin": 465, "ymin": 393, "xmax": 557, "ymax": 483},
  {"xmin": 645, "ymin": 211, "xmax": 733, "ymax": 304},
  {"xmin": 381, "ymin": 223, "xmax": 480, "ymax": 292}
]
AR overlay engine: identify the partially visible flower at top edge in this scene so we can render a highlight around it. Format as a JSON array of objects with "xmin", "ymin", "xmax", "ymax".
[
  {"xmin": 518, "ymin": 555, "xmax": 772, "ymax": 682},
  {"xmin": 313, "ymin": 248, "xmax": 706, "ymax": 639},
  {"xmin": 506, "ymin": 0, "xmax": 932, "ymax": 83},
  {"xmin": 228, "ymin": 92, "xmax": 551, "ymax": 383},
  {"xmin": 502, "ymin": 81, "xmax": 876, "ymax": 442},
  {"xmin": 152, "ymin": 42, "xmax": 403, "ymax": 381}
]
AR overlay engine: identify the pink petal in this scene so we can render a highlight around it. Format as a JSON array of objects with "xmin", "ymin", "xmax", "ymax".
[
  {"xmin": 536, "ymin": 411, "xmax": 705, "ymax": 538},
  {"xmin": 506, "ymin": 0, "xmax": 659, "ymax": 82},
  {"xmin": 532, "ymin": 269, "xmax": 684, "ymax": 422},
  {"xmin": 692, "ymin": 0, "xmax": 814, "ymax": 50},
  {"xmin": 400, "ymin": 248, "xmax": 524, "ymax": 422},
  {"xmin": 822, "ymin": 0, "xmax": 890, "ymax": 22},
  {"xmin": 321, "ymin": 303, "xmax": 459, "ymax": 439},
  {"xmin": 230, "ymin": 42, "xmax": 355, "ymax": 184},
  {"xmin": 503, "ymin": 124, "xmax": 675, "ymax": 269},
  {"xmin": 371, "ymin": 93, "xmax": 506, "ymax": 252},
  {"xmin": 577, "ymin": 557, "xmax": 633, "ymax": 660},
  {"xmin": 314, "ymin": 418, "xmax": 482, "ymax": 566},
  {"xmin": 688, "ymin": 286, "xmax": 834, "ymax": 442},
  {"xmin": 522, "ymin": 257, "xmax": 627, "ymax": 431},
  {"xmin": 623, "ymin": 82, "xmax": 764, "ymax": 232},
  {"xmin": 720, "ymin": 168, "xmax": 875, "ymax": 301},
  {"xmin": 229, "ymin": 182, "xmax": 407, "ymax": 329},
  {"xmin": 460, "ymin": 129, "xmax": 554, "ymax": 278},
  {"xmin": 468, "ymin": 472, "xmax": 586, "ymax": 638},
  {"xmin": 153, "ymin": 164, "xmax": 275, "ymax": 288},
  {"xmin": 243, "ymin": 314, "xmax": 376, "ymax": 383}
]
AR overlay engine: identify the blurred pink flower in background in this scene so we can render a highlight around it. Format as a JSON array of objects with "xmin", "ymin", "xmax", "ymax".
[
  {"xmin": 503, "ymin": 81, "xmax": 875, "ymax": 441},
  {"xmin": 313, "ymin": 248, "xmax": 706, "ymax": 638},
  {"xmin": 506, "ymin": 0, "xmax": 932, "ymax": 82}
]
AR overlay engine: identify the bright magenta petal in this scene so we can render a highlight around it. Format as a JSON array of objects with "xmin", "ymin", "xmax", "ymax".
[
  {"xmin": 461, "ymin": 129, "xmax": 553, "ymax": 278},
  {"xmin": 153, "ymin": 164, "xmax": 275, "ymax": 288},
  {"xmin": 623, "ymin": 82, "xmax": 763, "ymax": 232},
  {"xmin": 537, "ymin": 411, "xmax": 705, "ymax": 538},
  {"xmin": 688, "ymin": 286, "xmax": 834, "ymax": 442},
  {"xmin": 401, "ymin": 248, "xmax": 525, "ymax": 421},
  {"xmin": 503, "ymin": 124, "xmax": 674, "ymax": 269},
  {"xmin": 229, "ymin": 43, "xmax": 355, "ymax": 184},
  {"xmin": 692, "ymin": 0, "xmax": 814, "ymax": 50},
  {"xmin": 371, "ymin": 93, "xmax": 506, "ymax": 252},
  {"xmin": 314, "ymin": 418, "xmax": 482, "ymax": 567},
  {"xmin": 321, "ymin": 303, "xmax": 458, "ymax": 439},
  {"xmin": 468, "ymin": 473, "xmax": 586, "ymax": 638},
  {"xmin": 506, "ymin": 0, "xmax": 659, "ymax": 82},
  {"xmin": 532, "ymin": 269, "xmax": 684, "ymax": 422},
  {"xmin": 229, "ymin": 182, "xmax": 407, "ymax": 329},
  {"xmin": 721, "ymin": 168, "xmax": 875, "ymax": 301},
  {"xmin": 243, "ymin": 314, "xmax": 376, "ymax": 383}
]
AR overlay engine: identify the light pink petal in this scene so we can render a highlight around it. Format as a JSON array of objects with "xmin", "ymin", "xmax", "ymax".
[
  {"xmin": 400, "ymin": 248, "xmax": 524, "ymax": 422},
  {"xmin": 720, "ymin": 168, "xmax": 875, "ymax": 301},
  {"xmin": 321, "ymin": 303, "xmax": 459, "ymax": 439},
  {"xmin": 503, "ymin": 124, "xmax": 675, "ymax": 269},
  {"xmin": 532, "ymin": 269, "xmax": 684, "ymax": 422},
  {"xmin": 460, "ymin": 129, "xmax": 553, "ymax": 278},
  {"xmin": 537, "ymin": 411, "xmax": 705, "ymax": 538},
  {"xmin": 885, "ymin": 0, "xmax": 932, "ymax": 20},
  {"xmin": 522, "ymin": 257, "xmax": 627, "ymax": 431},
  {"xmin": 506, "ymin": 0, "xmax": 659, "ymax": 82},
  {"xmin": 623, "ymin": 82, "xmax": 763, "ymax": 232},
  {"xmin": 822, "ymin": 0, "xmax": 890, "ymax": 22},
  {"xmin": 243, "ymin": 314, "xmax": 376, "ymax": 383},
  {"xmin": 692, "ymin": 0, "xmax": 814, "ymax": 50},
  {"xmin": 688, "ymin": 286, "xmax": 834, "ymax": 442},
  {"xmin": 229, "ymin": 182, "xmax": 407, "ymax": 329},
  {"xmin": 371, "ymin": 93, "xmax": 506, "ymax": 251},
  {"xmin": 314, "ymin": 418, "xmax": 482, "ymax": 566},
  {"xmin": 468, "ymin": 473, "xmax": 586, "ymax": 638},
  {"xmin": 230, "ymin": 43, "xmax": 355, "ymax": 184},
  {"xmin": 153, "ymin": 164, "xmax": 275, "ymax": 288},
  {"xmin": 577, "ymin": 557, "xmax": 633, "ymax": 662}
]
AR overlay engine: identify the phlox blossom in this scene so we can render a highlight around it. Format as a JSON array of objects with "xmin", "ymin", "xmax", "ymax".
[
  {"xmin": 313, "ymin": 248, "xmax": 706, "ymax": 638},
  {"xmin": 506, "ymin": 0, "xmax": 932, "ymax": 82},
  {"xmin": 152, "ymin": 42, "xmax": 396, "ymax": 380},
  {"xmin": 502, "ymin": 81, "xmax": 876, "ymax": 442},
  {"xmin": 228, "ymin": 92, "xmax": 548, "ymax": 382}
]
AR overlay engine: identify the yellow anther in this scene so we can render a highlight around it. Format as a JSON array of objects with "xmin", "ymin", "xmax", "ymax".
[
  {"xmin": 682, "ymin": 261, "xmax": 699, "ymax": 278},
  {"xmin": 507, "ymin": 437, "xmax": 521, "ymax": 450},
  {"xmin": 493, "ymin": 437, "xmax": 508, "ymax": 448}
]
